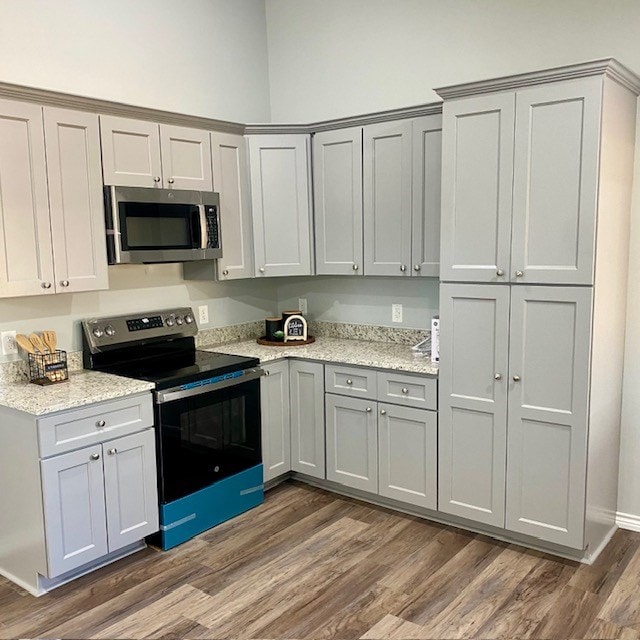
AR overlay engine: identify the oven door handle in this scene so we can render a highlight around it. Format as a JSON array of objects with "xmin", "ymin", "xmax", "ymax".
[{"xmin": 155, "ymin": 367, "xmax": 265, "ymax": 404}]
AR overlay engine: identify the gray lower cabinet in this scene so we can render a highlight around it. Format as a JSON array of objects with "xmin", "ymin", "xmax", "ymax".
[
  {"xmin": 378, "ymin": 403, "xmax": 437, "ymax": 509},
  {"xmin": 260, "ymin": 360, "xmax": 291, "ymax": 482},
  {"xmin": 289, "ymin": 360, "xmax": 325, "ymax": 479},
  {"xmin": 41, "ymin": 427, "xmax": 158, "ymax": 578},
  {"xmin": 326, "ymin": 393, "xmax": 378, "ymax": 492}
]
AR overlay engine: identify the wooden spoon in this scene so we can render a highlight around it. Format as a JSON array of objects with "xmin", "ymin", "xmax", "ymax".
[
  {"xmin": 42, "ymin": 330, "xmax": 57, "ymax": 354},
  {"xmin": 29, "ymin": 333, "xmax": 48, "ymax": 354},
  {"xmin": 15, "ymin": 334, "xmax": 35, "ymax": 354}
]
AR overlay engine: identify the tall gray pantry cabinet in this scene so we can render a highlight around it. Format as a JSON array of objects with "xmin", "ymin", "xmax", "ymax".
[{"xmin": 437, "ymin": 60, "xmax": 639, "ymax": 558}]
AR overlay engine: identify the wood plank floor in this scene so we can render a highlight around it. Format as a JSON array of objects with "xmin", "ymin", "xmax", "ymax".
[{"xmin": 2, "ymin": 481, "xmax": 640, "ymax": 639}]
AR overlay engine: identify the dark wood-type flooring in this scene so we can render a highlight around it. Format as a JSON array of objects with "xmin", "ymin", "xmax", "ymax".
[{"xmin": 2, "ymin": 481, "xmax": 640, "ymax": 639}]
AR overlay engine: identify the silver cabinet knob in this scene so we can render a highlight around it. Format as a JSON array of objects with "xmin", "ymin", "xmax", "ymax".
[
  {"xmin": 259, "ymin": 267, "xmax": 265, "ymax": 273},
  {"xmin": 90, "ymin": 453, "xmax": 100, "ymax": 461},
  {"xmin": 401, "ymin": 388, "xmax": 409, "ymax": 394},
  {"xmin": 168, "ymin": 178, "xmax": 175, "ymax": 184},
  {"xmin": 352, "ymin": 264, "xmax": 359, "ymax": 271},
  {"xmin": 513, "ymin": 375, "xmax": 521, "ymax": 382},
  {"xmin": 515, "ymin": 270, "xmax": 524, "ymax": 278},
  {"xmin": 400, "ymin": 264, "xmax": 407, "ymax": 272},
  {"xmin": 414, "ymin": 265, "xmax": 421, "ymax": 272},
  {"xmin": 380, "ymin": 409, "xmax": 387, "ymax": 415},
  {"xmin": 494, "ymin": 373, "xmax": 502, "ymax": 380},
  {"xmin": 222, "ymin": 269, "xmax": 229, "ymax": 276},
  {"xmin": 366, "ymin": 407, "xmax": 372, "ymax": 413},
  {"xmin": 346, "ymin": 379, "xmax": 353, "ymax": 385},
  {"xmin": 153, "ymin": 176, "xmax": 161, "ymax": 183},
  {"xmin": 108, "ymin": 448, "xmax": 117, "ymax": 456},
  {"xmin": 496, "ymin": 269, "xmax": 504, "ymax": 277},
  {"xmin": 96, "ymin": 420, "xmax": 106, "ymax": 428},
  {"xmin": 60, "ymin": 280, "xmax": 70, "ymax": 287},
  {"xmin": 41, "ymin": 282, "xmax": 52, "ymax": 289}
]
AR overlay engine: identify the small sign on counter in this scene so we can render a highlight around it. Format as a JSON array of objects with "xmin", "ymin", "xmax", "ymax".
[{"xmin": 284, "ymin": 314, "xmax": 308, "ymax": 342}]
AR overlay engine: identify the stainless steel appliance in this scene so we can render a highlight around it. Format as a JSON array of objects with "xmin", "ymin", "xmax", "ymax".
[
  {"xmin": 82, "ymin": 307, "xmax": 264, "ymax": 549},
  {"xmin": 104, "ymin": 186, "xmax": 221, "ymax": 264}
]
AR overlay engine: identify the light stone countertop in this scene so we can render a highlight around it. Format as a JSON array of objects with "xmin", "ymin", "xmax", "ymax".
[
  {"xmin": 204, "ymin": 337, "xmax": 438, "ymax": 376},
  {"xmin": 0, "ymin": 370, "xmax": 154, "ymax": 417}
]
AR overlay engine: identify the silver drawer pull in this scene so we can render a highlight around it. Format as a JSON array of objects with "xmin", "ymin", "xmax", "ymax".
[
  {"xmin": 346, "ymin": 379, "xmax": 353, "ymax": 385},
  {"xmin": 366, "ymin": 407, "xmax": 372, "ymax": 413},
  {"xmin": 513, "ymin": 375, "xmax": 521, "ymax": 382},
  {"xmin": 401, "ymin": 387, "xmax": 409, "ymax": 394},
  {"xmin": 496, "ymin": 269, "xmax": 504, "ymax": 277},
  {"xmin": 90, "ymin": 453, "xmax": 100, "ymax": 461},
  {"xmin": 515, "ymin": 270, "xmax": 524, "ymax": 278},
  {"xmin": 108, "ymin": 448, "xmax": 117, "ymax": 456},
  {"xmin": 494, "ymin": 373, "xmax": 502, "ymax": 380},
  {"xmin": 96, "ymin": 420, "xmax": 106, "ymax": 428},
  {"xmin": 380, "ymin": 409, "xmax": 387, "ymax": 415}
]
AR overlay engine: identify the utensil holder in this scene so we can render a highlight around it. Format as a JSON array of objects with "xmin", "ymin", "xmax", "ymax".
[{"xmin": 28, "ymin": 350, "xmax": 69, "ymax": 385}]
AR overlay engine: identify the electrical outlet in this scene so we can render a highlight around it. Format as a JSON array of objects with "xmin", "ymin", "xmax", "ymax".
[
  {"xmin": 198, "ymin": 305, "xmax": 209, "ymax": 325},
  {"xmin": 1, "ymin": 330, "xmax": 17, "ymax": 355},
  {"xmin": 392, "ymin": 304, "xmax": 403, "ymax": 323},
  {"xmin": 298, "ymin": 297, "xmax": 308, "ymax": 315}
]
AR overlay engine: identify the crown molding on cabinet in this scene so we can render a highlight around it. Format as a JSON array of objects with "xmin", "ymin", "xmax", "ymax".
[{"xmin": 435, "ymin": 58, "xmax": 640, "ymax": 100}]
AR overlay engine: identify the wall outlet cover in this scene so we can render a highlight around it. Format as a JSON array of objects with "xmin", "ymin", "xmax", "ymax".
[
  {"xmin": 298, "ymin": 297, "xmax": 308, "ymax": 315},
  {"xmin": 392, "ymin": 304, "xmax": 403, "ymax": 323},
  {"xmin": 198, "ymin": 305, "xmax": 209, "ymax": 325},
  {"xmin": 1, "ymin": 330, "xmax": 18, "ymax": 355}
]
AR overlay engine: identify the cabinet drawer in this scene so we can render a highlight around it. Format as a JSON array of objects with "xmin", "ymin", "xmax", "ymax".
[
  {"xmin": 325, "ymin": 364, "xmax": 377, "ymax": 399},
  {"xmin": 377, "ymin": 372, "xmax": 437, "ymax": 410},
  {"xmin": 38, "ymin": 393, "xmax": 153, "ymax": 458}
]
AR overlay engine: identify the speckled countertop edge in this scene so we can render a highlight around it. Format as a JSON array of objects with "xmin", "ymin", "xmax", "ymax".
[{"xmin": 0, "ymin": 370, "xmax": 154, "ymax": 417}]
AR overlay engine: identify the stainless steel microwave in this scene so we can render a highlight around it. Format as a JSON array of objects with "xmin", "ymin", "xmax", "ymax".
[{"xmin": 104, "ymin": 186, "xmax": 222, "ymax": 264}]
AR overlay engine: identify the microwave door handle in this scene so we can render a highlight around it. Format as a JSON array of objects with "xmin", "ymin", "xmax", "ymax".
[{"xmin": 197, "ymin": 206, "xmax": 208, "ymax": 249}]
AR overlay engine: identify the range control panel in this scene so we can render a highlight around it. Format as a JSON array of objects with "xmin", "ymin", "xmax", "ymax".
[{"xmin": 82, "ymin": 307, "xmax": 197, "ymax": 352}]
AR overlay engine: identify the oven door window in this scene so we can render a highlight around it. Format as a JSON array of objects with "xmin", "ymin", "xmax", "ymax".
[
  {"xmin": 119, "ymin": 202, "xmax": 201, "ymax": 250},
  {"xmin": 156, "ymin": 379, "xmax": 261, "ymax": 504}
]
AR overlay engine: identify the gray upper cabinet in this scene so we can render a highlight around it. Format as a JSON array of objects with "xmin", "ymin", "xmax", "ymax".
[
  {"xmin": 378, "ymin": 403, "xmax": 437, "ymax": 509},
  {"xmin": 363, "ymin": 120, "xmax": 413, "ymax": 276},
  {"xmin": 289, "ymin": 360, "xmax": 325, "ymax": 479},
  {"xmin": 313, "ymin": 127, "xmax": 363, "ymax": 275},
  {"xmin": 211, "ymin": 132, "xmax": 254, "ymax": 280},
  {"xmin": 506, "ymin": 286, "xmax": 592, "ymax": 548},
  {"xmin": 411, "ymin": 115, "xmax": 442, "ymax": 277},
  {"xmin": 440, "ymin": 93, "xmax": 515, "ymax": 283},
  {"xmin": 0, "ymin": 99, "xmax": 55, "ymax": 297},
  {"xmin": 510, "ymin": 79, "xmax": 601, "ymax": 285},
  {"xmin": 438, "ymin": 283, "xmax": 510, "ymax": 527},
  {"xmin": 44, "ymin": 108, "xmax": 109, "ymax": 293},
  {"xmin": 248, "ymin": 134, "xmax": 313, "ymax": 277},
  {"xmin": 101, "ymin": 116, "xmax": 212, "ymax": 190}
]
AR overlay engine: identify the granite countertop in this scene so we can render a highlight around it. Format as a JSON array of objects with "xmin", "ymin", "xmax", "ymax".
[
  {"xmin": 204, "ymin": 337, "xmax": 438, "ymax": 376},
  {"xmin": 0, "ymin": 370, "xmax": 154, "ymax": 417}
]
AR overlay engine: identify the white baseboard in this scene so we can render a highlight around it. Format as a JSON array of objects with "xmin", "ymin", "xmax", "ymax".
[{"xmin": 616, "ymin": 511, "xmax": 640, "ymax": 532}]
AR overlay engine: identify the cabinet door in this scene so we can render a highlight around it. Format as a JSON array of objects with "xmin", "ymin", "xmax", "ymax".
[
  {"xmin": 248, "ymin": 134, "xmax": 312, "ymax": 277},
  {"xmin": 100, "ymin": 115, "xmax": 162, "ymax": 187},
  {"xmin": 40, "ymin": 445, "xmax": 108, "ymax": 578},
  {"xmin": 313, "ymin": 127, "xmax": 363, "ymax": 275},
  {"xmin": 261, "ymin": 360, "xmax": 291, "ymax": 482},
  {"xmin": 159, "ymin": 124, "xmax": 213, "ymax": 191},
  {"xmin": 363, "ymin": 120, "xmax": 413, "ymax": 276},
  {"xmin": 290, "ymin": 360, "xmax": 325, "ymax": 479},
  {"xmin": 211, "ymin": 132, "xmax": 254, "ymax": 280},
  {"xmin": 0, "ymin": 99, "xmax": 55, "ymax": 297},
  {"xmin": 44, "ymin": 108, "xmax": 109, "ymax": 294},
  {"xmin": 378, "ymin": 404, "xmax": 437, "ymax": 509},
  {"xmin": 103, "ymin": 429, "xmax": 159, "ymax": 551},
  {"xmin": 506, "ymin": 286, "xmax": 592, "ymax": 548},
  {"xmin": 438, "ymin": 283, "xmax": 510, "ymax": 527},
  {"xmin": 511, "ymin": 79, "xmax": 601, "ymax": 285},
  {"xmin": 440, "ymin": 93, "xmax": 515, "ymax": 283},
  {"xmin": 326, "ymin": 393, "xmax": 377, "ymax": 493},
  {"xmin": 411, "ymin": 115, "xmax": 442, "ymax": 277}
]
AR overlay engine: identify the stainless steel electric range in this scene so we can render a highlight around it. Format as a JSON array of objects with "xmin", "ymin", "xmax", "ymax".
[{"xmin": 82, "ymin": 307, "xmax": 265, "ymax": 549}]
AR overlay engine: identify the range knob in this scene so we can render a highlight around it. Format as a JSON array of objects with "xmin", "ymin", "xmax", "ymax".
[
  {"xmin": 105, "ymin": 325, "xmax": 116, "ymax": 337},
  {"xmin": 92, "ymin": 327, "xmax": 104, "ymax": 338},
  {"xmin": 184, "ymin": 313, "xmax": 194, "ymax": 324},
  {"xmin": 165, "ymin": 315, "xmax": 176, "ymax": 327},
  {"xmin": 176, "ymin": 316, "xmax": 184, "ymax": 326}
]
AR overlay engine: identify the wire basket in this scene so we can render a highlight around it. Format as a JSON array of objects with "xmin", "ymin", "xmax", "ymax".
[{"xmin": 28, "ymin": 350, "xmax": 69, "ymax": 386}]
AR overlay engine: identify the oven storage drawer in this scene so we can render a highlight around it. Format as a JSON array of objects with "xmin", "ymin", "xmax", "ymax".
[
  {"xmin": 324, "ymin": 364, "xmax": 377, "ymax": 399},
  {"xmin": 38, "ymin": 393, "xmax": 154, "ymax": 458},
  {"xmin": 376, "ymin": 372, "xmax": 437, "ymax": 410}
]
